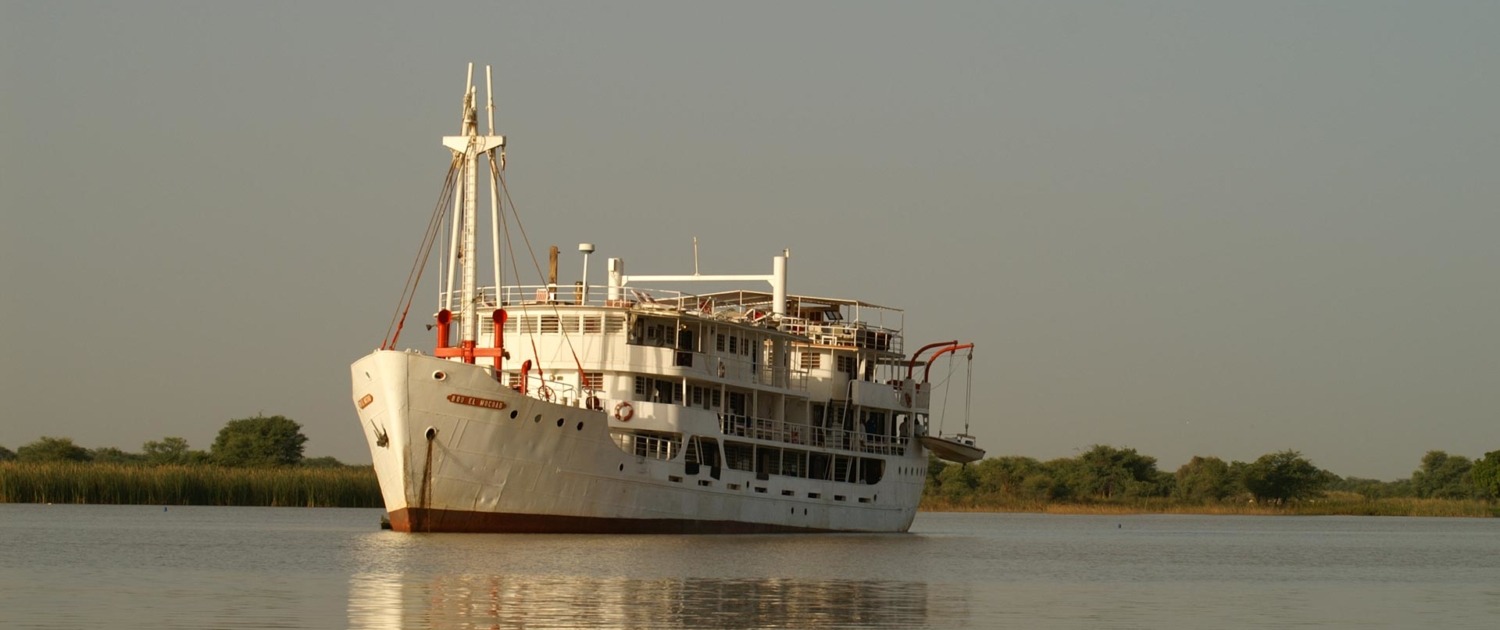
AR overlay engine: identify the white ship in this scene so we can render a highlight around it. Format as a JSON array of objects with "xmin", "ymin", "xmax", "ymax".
[{"xmin": 351, "ymin": 65, "xmax": 981, "ymax": 533}]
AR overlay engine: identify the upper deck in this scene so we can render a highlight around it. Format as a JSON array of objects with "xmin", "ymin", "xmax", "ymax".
[{"xmin": 449, "ymin": 285, "xmax": 905, "ymax": 357}]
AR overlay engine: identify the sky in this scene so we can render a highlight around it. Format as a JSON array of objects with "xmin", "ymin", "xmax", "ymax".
[{"xmin": 2, "ymin": 1, "xmax": 1497, "ymax": 481}]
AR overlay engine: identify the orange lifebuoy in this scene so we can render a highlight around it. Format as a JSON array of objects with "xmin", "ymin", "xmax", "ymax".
[{"xmin": 614, "ymin": 401, "xmax": 634, "ymax": 422}]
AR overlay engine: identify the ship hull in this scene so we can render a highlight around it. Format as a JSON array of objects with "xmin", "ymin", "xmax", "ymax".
[
  {"xmin": 389, "ymin": 507, "xmax": 845, "ymax": 534},
  {"xmin": 352, "ymin": 350, "xmax": 925, "ymax": 534}
]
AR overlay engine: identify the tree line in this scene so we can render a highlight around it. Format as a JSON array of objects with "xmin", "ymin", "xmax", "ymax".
[
  {"xmin": 0, "ymin": 414, "xmax": 351, "ymax": 469},
  {"xmin": 927, "ymin": 445, "xmax": 1500, "ymax": 506}
]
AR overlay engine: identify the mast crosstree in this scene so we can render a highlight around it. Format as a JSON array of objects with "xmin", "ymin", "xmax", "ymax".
[{"xmin": 439, "ymin": 63, "xmax": 506, "ymax": 359}]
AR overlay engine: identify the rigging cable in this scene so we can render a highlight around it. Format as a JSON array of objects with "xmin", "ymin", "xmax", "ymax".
[
  {"xmin": 937, "ymin": 351, "xmax": 955, "ymax": 436},
  {"xmin": 964, "ymin": 351, "xmax": 974, "ymax": 435},
  {"xmin": 494, "ymin": 168, "xmax": 591, "ymax": 395},
  {"xmin": 384, "ymin": 156, "xmax": 463, "ymax": 350}
]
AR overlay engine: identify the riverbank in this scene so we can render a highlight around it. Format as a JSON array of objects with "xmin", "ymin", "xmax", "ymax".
[
  {"xmin": 0, "ymin": 461, "xmax": 381, "ymax": 507},
  {"xmin": 920, "ymin": 493, "xmax": 1500, "ymax": 517},
  {"xmin": 6, "ymin": 461, "xmax": 1494, "ymax": 516}
]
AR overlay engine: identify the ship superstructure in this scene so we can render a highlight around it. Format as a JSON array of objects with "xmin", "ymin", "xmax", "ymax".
[{"xmin": 351, "ymin": 65, "xmax": 979, "ymax": 533}]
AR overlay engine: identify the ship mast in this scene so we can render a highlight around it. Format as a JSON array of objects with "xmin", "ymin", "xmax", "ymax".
[{"xmin": 441, "ymin": 63, "xmax": 506, "ymax": 362}]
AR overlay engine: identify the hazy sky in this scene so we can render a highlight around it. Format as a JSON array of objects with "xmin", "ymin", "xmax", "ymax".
[{"xmin": 3, "ymin": 2, "xmax": 1497, "ymax": 480}]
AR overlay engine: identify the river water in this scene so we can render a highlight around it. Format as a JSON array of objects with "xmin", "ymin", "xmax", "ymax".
[{"xmin": 0, "ymin": 505, "xmax": 1496, "ymax": 629}]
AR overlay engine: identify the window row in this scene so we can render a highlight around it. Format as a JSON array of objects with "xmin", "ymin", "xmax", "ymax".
[{"xmin": 497, "ymin": 314, "xmax": 628, "ymax": 334}]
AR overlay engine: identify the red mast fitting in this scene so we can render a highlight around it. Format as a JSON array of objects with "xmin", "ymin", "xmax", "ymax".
[{"xmin": 434, "ymin": 308, "xmax": 506, "ymax": 371}]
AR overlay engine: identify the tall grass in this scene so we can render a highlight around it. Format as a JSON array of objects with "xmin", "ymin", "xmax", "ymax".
[
  {"xmin": 920, "ymin": 492, "xmax": 1498, "ymax": 517},
  {"xmin": 0, "ymin": 462, "xmax": 382, "ymax": 507}
]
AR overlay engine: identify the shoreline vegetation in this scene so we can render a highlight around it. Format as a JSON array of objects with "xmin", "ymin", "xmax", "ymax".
[
  {"xmin": 3, "ymin": 418, "xmax": 1496, "ymax": 516},
  {"xmin": 1, "ymin": 459, "xmax": 1495, "ymax": 517},
  {"xmin": 920, "ymin": 495, "xmax": 1500, "ymax": 518},
  {"xmin": 0, "ymin": 461, "xmax": 381, "ymax": 508}
]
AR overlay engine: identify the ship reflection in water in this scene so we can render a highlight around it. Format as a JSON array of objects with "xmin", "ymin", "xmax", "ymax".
[{"xmin": 348, "ymin": 572, "xmax": 931, "ymax": 629}]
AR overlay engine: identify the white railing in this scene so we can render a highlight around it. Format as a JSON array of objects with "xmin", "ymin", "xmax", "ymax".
[
  {"xmin": 612, "ymin": 430, "xmax": 680, "ymax": 461},
  {"xmin": 785, "ymin": 320, "xmax": 903, "ymax": 354},
  {"xmin": 453, "ymin": 285, "xmax": 903, "ymax": 350},
  {"xmin": 716, "ymin": 413, "xmax": 907, "ymax": 456}
]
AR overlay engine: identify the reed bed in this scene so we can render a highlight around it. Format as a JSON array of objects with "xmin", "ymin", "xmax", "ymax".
[
  {"xmin": 919, "ymin": 493, "xmax": 1498, "ymax": 517},
  {"xmin": 0, "ymin": 462, "xmax": 382, "ymax": 507}
]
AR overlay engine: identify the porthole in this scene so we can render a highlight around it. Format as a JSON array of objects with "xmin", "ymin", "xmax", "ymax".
[
  {"xmin": 424, "ymin": 427, "xmax": 436, "ymax": 440},
  {"xmin": 575, "ymin": 422, "xmax": 584, "ymax": 431},
  {"xmin": 509, "ymin": 410, "xmax": 518, "ymax": 419},
  {"xmin": 556, "ymin": 418, "xmax": 565, "ymax": 427},
  {"xmin": 432, "ymin": 371, "xmax": 447, "ymax": 381},
  {"xmin": 534, "ymin": 414, "xmax": 542, "ymax": 423},
  {"xmin": 618, "ymin": 463, "xmax": 625, "ymax": 472}
]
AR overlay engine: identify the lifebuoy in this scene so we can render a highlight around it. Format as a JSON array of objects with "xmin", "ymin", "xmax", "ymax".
[
  {"xmin": 614, "ymin": 401, "xmax": 634, "ymax": 422},
  {"xmin": 586, "ymin": 395, "xmax": 602, "ymax": 411},
  {"xmin": 538, "ymin": 386, "xmax": 555, "ymax": 403}
]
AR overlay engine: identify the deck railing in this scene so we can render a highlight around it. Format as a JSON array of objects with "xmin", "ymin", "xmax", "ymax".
[
  {"xmin": 446, "ymin": 285, "xmax": 903, "ymax": 352},
  {"xmin": 717, "ymin": 413, "xmax": 907, "ymax": 456}
]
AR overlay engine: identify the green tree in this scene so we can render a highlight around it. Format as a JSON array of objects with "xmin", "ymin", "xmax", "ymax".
[
  {"xmin": 0, "ymin": 445, "xmax": 15, "ymax": 461},
  {"xmin": 1174, "ymin": 456, "xmax": 1236, "ymax": 503},
  {"xmin": 301, "ymin": 456, "xmax": 346, "ymax": 468},
  {"xmin": 1242, "ymin": 450, "xmax": 1330, "ymax": 503},
  {"xmin": 144, "ymin": 437, "xmax": 198, "ymax": 465},
  {"xmin": 1411, "ymin": 450, "xmax": 1475, "ymax": 499},
  {"xmin": 210, "ymin": 415, "xmax": 308, "ymax": 467},
  {"xmin": 1328, "ymin": 476, "xmax": 1413, "ymax": 500},
  {"xmin": 1063, "ymin": 445, "xmax": 1165, "ymax": 500},
  {"xmin": 1468, "ymin": 450, "xmax": 1500, "ymax": 500},
  {"xmin": 937, "ymin": 461, "xmax": 979, "ymax": 502},
  {"xmin": 17, "ymin": 436, "xmax": 91, "ymax": 462},
  {"xmin": 974, "ymin": 456, "xmax": 1050, "ymax": 499},
  {"xmin": 89, "ymin": 447, "xmax": 145, "ymax": 464}
]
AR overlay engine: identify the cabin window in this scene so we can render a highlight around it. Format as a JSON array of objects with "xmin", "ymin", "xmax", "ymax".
[
  {"xmin": 560, "ymin": 316, "xmax": 581, "ymax": 333},
  {"xmin": 716, "ymin": 334, "xmax": 726, "ymax": 352},
  {"xmin": 583, "ymin": 316, "xmax": 603, "ymax": 333},
  {"xmin": 860, "ymin": 458, "xmax": 885, "ymax": 485},
  {"xmin": 633, "ymin": 378, "xmax": 682, "ymax": 404},
  {"xmin": 724, "ymin": 442, "xmax": 755, "ymax": 471},
  {"xmin": 836, "ymin": 355, "xmax": 857, "ymax": 377},
  {"xmin": 541, "ymin": 315, "xmax": 560, "ymax": 333},
  {"xmin": 727, "ymin": 392, "xmax": 747, "ymax": 416},
  {"xmin": 611, "ymin": 430, "xmax": 681, "ymax": 461},
  {"xmin": 728, "ymin": 336, "xmax": 738, "ymax": 354},
  {"xmin": 862, "ymin": 411, "xmax": 887, "ymax": 437},
  {"xmin": 505, "ymin": 372, "xmax": 522, "ymax": 388},
  {"xmin": 800, "ymin": 352, "xmax": 821, "ymax": 370},
  {"xmin": 582, "ymin": 372, "xmax": 603, "ymax": 391}
]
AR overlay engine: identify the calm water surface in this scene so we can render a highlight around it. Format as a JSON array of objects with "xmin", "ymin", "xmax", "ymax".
[{"xmin": 1, "ymin": 505, "xmax": 1496, "ymax": 628}]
